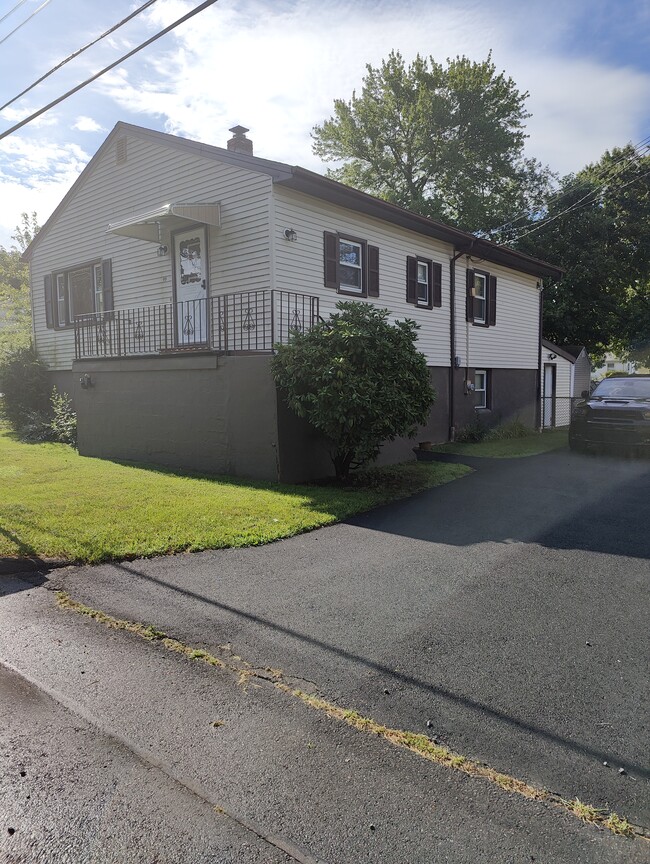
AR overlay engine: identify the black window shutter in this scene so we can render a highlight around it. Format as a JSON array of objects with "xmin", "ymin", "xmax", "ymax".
[
  {"xmin": 323, "ymin": 232, "xmax": 338, "ymax": 289},
  {"xmin": 406, "ymin": 256, "xmax": 418, "ymax": 304},
  {"xmin": 488, "ymin": 274, "xmax": 497, "ymax": 326},
  {"xmin": 431, "ymin": 262, "xmax": 442, "ymax": 308},
  {"xmin": 367, "ymin": 245, "xmax": 379, "ymax": 297},
  {"xmin": 102, "ymin": 259, "xmax": 114, "ymax": 312},
  {"xmin": 466, "ymin": 268, "xmax": 474, "ymax": 322},
  {"xmin": 44, "ymin": 274, "xmax": 54, "ymax": 329}
]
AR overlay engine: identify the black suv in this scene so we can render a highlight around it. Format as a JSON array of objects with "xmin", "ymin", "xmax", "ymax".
[{"xmin": 569, "ymin": 376, "xmax": 650, "ymax": 453}]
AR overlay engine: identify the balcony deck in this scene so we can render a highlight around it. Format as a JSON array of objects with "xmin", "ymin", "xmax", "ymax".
[{"xmin": 74, "ymin": 290, "xmax": 320, "ymax": 360}]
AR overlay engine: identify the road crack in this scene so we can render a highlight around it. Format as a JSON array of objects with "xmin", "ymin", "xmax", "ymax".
[{"xmin": 55, "ymin": 590, "xmax": 647, "ymax": 842}]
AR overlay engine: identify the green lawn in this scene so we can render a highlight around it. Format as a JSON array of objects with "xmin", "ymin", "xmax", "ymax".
[
  {"xmin": 0, "ymin": 429, "xmax": 472, "ymax": 564},
  {"xmin": 433, "ymin": 429, "xmax": 568, "ymax": 458}
]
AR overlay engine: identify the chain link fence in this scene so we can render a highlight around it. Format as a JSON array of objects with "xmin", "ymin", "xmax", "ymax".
[{"xmin": 542, "ymin": 396, "xmax": 582, "ymax": 429}]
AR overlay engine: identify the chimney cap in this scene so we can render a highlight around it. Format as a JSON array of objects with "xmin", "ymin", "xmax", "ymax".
[{"xmin": 229, "ymin": 125, "xmax": 249, "ymax": 136}]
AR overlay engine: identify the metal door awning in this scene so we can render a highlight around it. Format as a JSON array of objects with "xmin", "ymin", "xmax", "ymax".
[{"xmin": 107, "ymin": 202, "xmax": 221, "ymax": 243}]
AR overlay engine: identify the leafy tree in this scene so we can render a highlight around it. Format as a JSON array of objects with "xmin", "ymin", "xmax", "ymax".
[
  {"xmin": 0, "ymin": 344, "xmax": 51, "ymax": 434},
  {"xmin": 0, "ymin": 212, "xmax": 39, "ymax": 359},
  {"xmin": 516, "ymin": 146, "xmax": 650, "ymax": 362},
  {"xmin": 312, "ymin": 51, "xmax": 553, "ymax": 234},
  {"xmin": 271, "ymin": 302, "xmax": 435, "ymax": 480}
]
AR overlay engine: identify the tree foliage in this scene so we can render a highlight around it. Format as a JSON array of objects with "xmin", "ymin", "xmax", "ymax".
[
  {"xmin": 0, "ymin": 212, "xmax": 39, "ymax": 359},
  {"xmin": 516, "ymin": 146, "xmax": 650, "ymax": 362},
  {"xmin": 312, "ymin": 51, "xmax": 553, "ymax": 234},
  {"xmin": 271, "ymin": 302, "xmax": 435, "ymax": 480}
]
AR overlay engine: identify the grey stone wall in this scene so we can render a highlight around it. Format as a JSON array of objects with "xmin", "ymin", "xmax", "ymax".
[
  {"xmin": 452, "ymin": 368, "xmax": 538, "ymax": 434},
  {"xmin": 73, "ymin": 354, "xmax": 280, "ymax": 481}
]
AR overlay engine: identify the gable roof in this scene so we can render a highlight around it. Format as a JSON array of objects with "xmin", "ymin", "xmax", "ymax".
[
  {"xmin": 562, "ymin": 345, "xmax": 588, "ymax": 360},
  {"xmin": 542, "ymin": 339, "xmax": 581, "ymax": 364},
  {"xmin": 24, "ymin": 122, "xmax": 562, "ymax": 279}
]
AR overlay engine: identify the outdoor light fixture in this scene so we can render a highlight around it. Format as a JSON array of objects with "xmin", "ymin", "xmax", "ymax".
[
  {"xmin": 79, "ymin": 373, "xmax": 93, "ymax": 389},
  {"xmin": 156, "ymin": 244, "xmax": 168, "ymax": 256},
  {"xmin": 283, "ymin": 228, "xmax": 297, "ymax": 241},
  {"xmin": 548, "ymin": 352, "xmax": 557, "ymax": 360}
]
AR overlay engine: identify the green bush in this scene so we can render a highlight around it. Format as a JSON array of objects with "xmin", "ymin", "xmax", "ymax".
[
  {"xmin": 0, "ymin": 345, "xmax": 50, "ymax": 433},
  {"xmin": 485, "ymin": 419, "xmax": 531, "ymax": 440},
  {"xmin": 272, "ymin": 302, "xmax": 435, "ymax": 480},
  {"xmin": 455, "ymin": 418, "xmax": 488, "ymax": 442},
  {"xmin": 50, "ymin": 389, "xmax": 77, "ymax": 446}
]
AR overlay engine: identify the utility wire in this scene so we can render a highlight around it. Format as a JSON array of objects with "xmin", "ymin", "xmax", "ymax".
[
  {"xmin": 506, "ymin": 165, "xmax": 650, "ymax": 245},
  {"xmin": 0, "ymin": 0, "xmax": 53, "ymax": 46},
  {"xmin": 0, "ymin": 0, "xmax": 219, "ymax": 141},
  {"xmin": 0, "ymin": 0, "xmax": 158, "ymax": 112},
  {"xmin": 488, "ymin": 134, "xmax": 650, "ymax": 239},
  {"xmin": 0, "ymin": 0, "xmax": 30, "ymax": 27}
]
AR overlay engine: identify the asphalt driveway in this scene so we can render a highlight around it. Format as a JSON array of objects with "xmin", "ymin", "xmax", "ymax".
[
  {"xmin": 43, "ymin": 447, "xmax": 650, "ymax": 828},
  {"xmin": 0, "ymin": 451, "xmax": 650, "ymax": 862}
]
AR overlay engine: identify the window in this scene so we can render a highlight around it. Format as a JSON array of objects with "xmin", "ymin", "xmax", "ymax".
[
  {"xmin": 339, "ymin": 239, "xmax": 363, "ymax": 293},
  {"xmin": 323, "ymin": 231, "xmax": 379, "ymax": 298},
  {"xmin": 406, "ymin": 256, "xmax": 442, "ymax": 308},
  {"xmin": 466, "ymin": 268, "xmax": 496, "ymax": 326},
  {"xmin": 45, "ymin": 260, "xmax": 113, "ymax": 329},
  {"xmin": 472, "ymin": 273, "xmax": 487, "ymax": 324},
  {"xmin": 475, "ymin": 370, "xmax": 488, "ymax": 409},
  {"xmin": 417, "ymin": 261, "xmax": 429, "ymax": 304}
]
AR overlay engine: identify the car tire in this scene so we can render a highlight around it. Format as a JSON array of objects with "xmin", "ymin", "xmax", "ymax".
[{"xmin": 569, "ymin": 435, "xmax": 584, "ymax": 453}]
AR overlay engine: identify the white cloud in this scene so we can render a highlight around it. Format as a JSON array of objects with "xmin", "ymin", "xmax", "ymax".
[
  {"xmin": 1, "ymin": 0, "xmax": 648, "ymax": 249},
  {"xmin": 95, "ymin": 0, "xmax": 650, "ymax": 177},
  {"xmin": 0, "ymin": 136, "xmax": 90, "ymax": 247},
  {"xmin": 73, "ymin": 116, "xmax": 106, "ymax": 133}
]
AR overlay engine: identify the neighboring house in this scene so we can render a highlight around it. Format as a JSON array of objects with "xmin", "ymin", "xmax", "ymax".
[
  {"xmin": 540, "ymin": 340, "xmax": 591, "ymax": 428},
  {"xmin": 591, "ymin": 352, "xmax": 649, "ymax": 380},
  {"xmin": 24, "ymin": 122, "xmax": 561, "ymax": 481}
]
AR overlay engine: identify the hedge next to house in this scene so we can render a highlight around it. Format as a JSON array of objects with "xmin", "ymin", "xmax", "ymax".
[{"xmin": 272, "ymin": 301, "xmax": 435, "ymax": 480}]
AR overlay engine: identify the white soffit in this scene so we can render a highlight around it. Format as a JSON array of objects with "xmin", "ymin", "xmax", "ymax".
[{"xmin": 107, "ymin": 203, "xmax": 221, "ymax": 243}]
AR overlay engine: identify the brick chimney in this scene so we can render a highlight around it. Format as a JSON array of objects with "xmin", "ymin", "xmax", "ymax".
[{"xmin": 227, "ymin": 125, "xmax": 253, "ymax": 156}]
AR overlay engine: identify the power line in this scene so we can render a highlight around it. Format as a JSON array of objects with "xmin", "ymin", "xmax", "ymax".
[
  {"xmin": 488, "ymin": 134, "xmax": 650, "ymax": 239},
  {"xmin": 506, "ymin": 164, "xmax": 650, "ymax": 245},
  {"xmin": 0, "ymin": 0, "xmax": 158, "ymax": 112},
  {"xmin": 0, "ymin": 0, "xmax": 30, "ymax": 27},
  {"xmin": 0, "ymin": 0, "xmax": 53, "ymax": 46},
  {"xmin": 0, "ymin": 0, "xmax": 219, "ymax": 141}
]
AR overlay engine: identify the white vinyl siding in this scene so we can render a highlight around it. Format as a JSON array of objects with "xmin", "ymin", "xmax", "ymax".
[
  {"xmin": 453, "ymin": 259, "xmax": 540, "ymax": 370},
  {"xmin": 31, "ymin": 132, "xmax": 273, "ymax": 369},
  {"xmin": 273, "ymin": 187, "xmax": 451, "ymax": 366}
]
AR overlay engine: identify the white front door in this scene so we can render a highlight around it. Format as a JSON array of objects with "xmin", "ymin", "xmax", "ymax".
[{"xmin": 174, "ymin": 226, "xmax": 208, "ymax": 346}]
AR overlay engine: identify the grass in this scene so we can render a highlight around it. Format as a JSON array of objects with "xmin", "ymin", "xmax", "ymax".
[
  {"xmin": 0, "ymin": 428, "xmax": 471, "ymax": 564},
  {"xmin": 433, "ymin": 429, "xmax": 568, "ymax": 458},
  {"xmin": 56, "ymin": 589, "xmax": 640, "ymax": 841}
]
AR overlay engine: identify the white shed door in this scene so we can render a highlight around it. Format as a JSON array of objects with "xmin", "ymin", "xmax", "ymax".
[
  {"xmin": 543, "ymin": 364, "xmax": 556, "ymax": 428},
  {"xmin": 174, "ymin": 226, "xmax": 207, "ymax": 346}
]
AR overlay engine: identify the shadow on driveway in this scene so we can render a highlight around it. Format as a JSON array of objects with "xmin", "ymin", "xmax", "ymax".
[{"xmin": 348, "ymin": 449, "xmax": 650, "ymax": 560}]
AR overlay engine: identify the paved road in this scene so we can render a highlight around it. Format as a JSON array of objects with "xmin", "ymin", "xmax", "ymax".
[{"xmin": 1, "ymin": 447, "xmax": 648, "ymax": 861}]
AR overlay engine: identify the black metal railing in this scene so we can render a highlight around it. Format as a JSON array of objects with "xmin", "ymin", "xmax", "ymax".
[{"xmin": 74, "ymin": 289, "xmax": 320, "ymax": 359}]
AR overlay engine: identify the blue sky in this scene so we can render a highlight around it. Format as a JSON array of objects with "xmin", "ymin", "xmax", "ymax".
[{"xmin": 0, "ymin": 0, "xmax": 648, "ymax": 248}]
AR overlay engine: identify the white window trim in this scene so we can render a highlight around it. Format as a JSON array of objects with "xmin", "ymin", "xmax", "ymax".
[
  {"xmin": 53, "ymin": 261, "xmax": 102, "ymax": 328},
  {"xmin": 416, "ymin": 260, "xmax": 429, "ymax": 306},
  {"xmin": 338, "ymin": 238, "xmax": 363, "ymax": 294},
  {"xmin": 473, "ymin": 273, "xmax": 487, "ymax": 324},
  {"xmin": 475, "ymin": 369, "xmax": 488, "ymax": 409}
]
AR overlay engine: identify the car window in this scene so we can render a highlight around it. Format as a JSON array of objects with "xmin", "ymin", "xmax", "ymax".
[{"xmin": 592, "ymin": 379, "xmax": 650, "ymax": 399}]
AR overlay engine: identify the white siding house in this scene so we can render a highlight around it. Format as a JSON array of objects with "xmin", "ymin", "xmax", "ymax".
[
  {"xmin": 540, "ymin": 340, "xmax": 591, "ymax": 427},
  {"xmin": 24, "ymin": 122, "xmax": 561, "ymax": 481}
]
